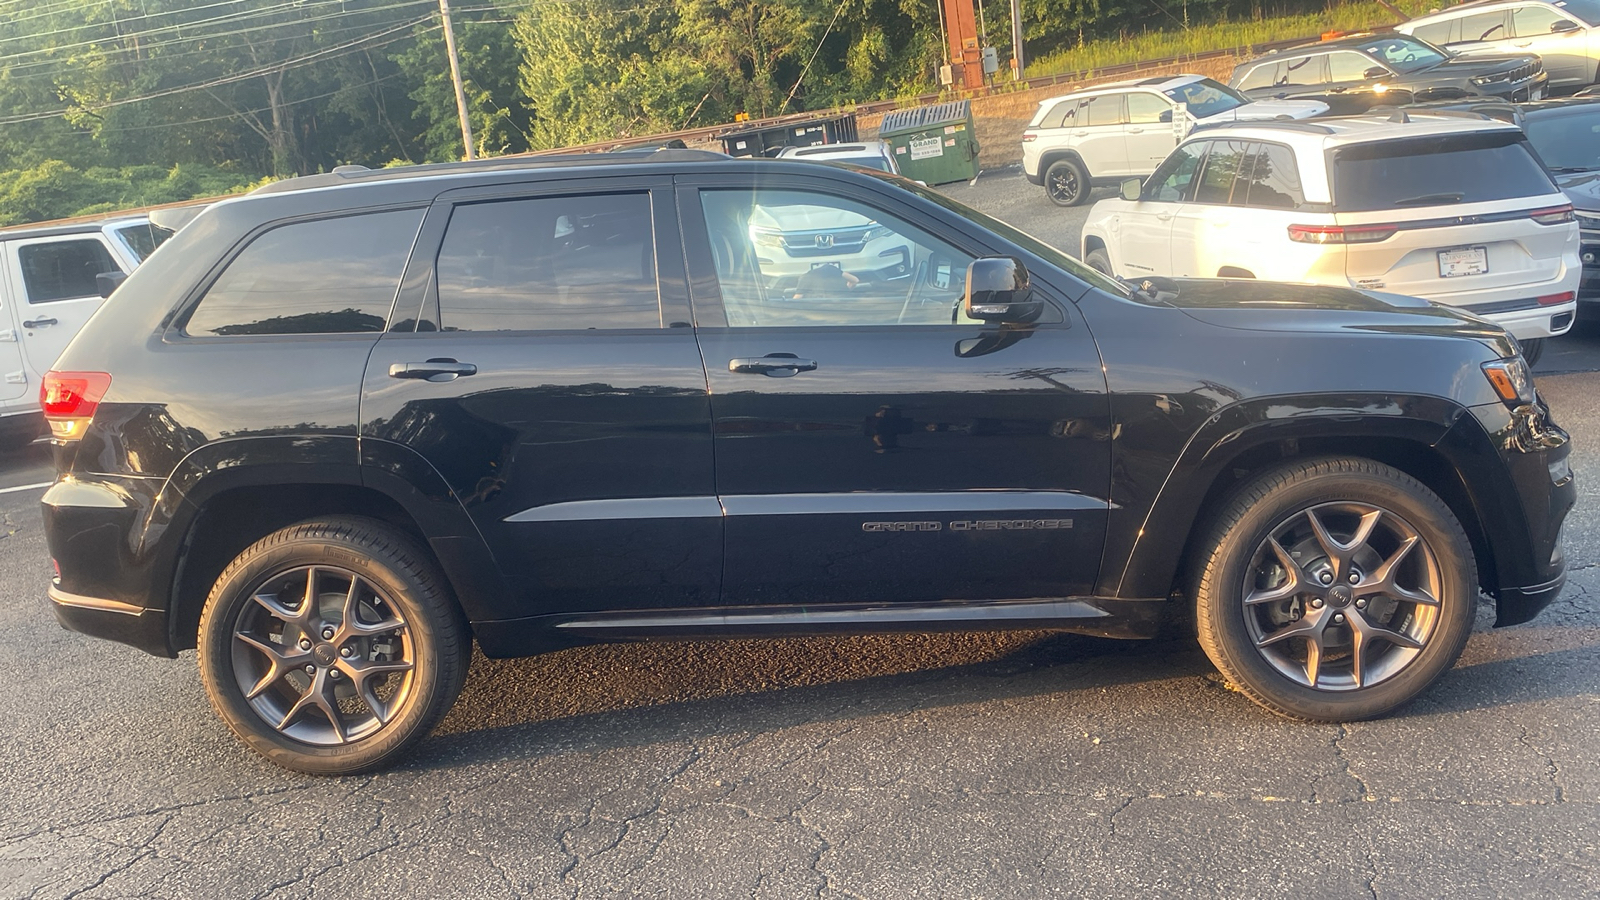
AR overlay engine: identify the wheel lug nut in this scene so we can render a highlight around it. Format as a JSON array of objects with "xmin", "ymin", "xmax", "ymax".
[
  {"xmin": 322, "ymin": 627, "xmax": 335, "ymax": 640},
  {"xmin": 1355, "ymin": 598, "xmax": 1367, "ymax": 609},
  {"xmin": 1348, "ymin": 572, "xmax": 1360, "ymax": 584},
  {"xmin": 329, "ymin": 669, "xmax": 341, "ymax": 679},
  {"xmin": 304, "ymin": 664, "xmax": 316, "ymax": 675},
  {"xmin": 1310, "ymin": 598, "xmax": 1325, "ymax": 609},
  {"xmin": 1334, "ymin": 613, "xmax": 1345, "ymax": 624},
  {"xmin": 299, "ymin": 639, "xmax": 312, "ymax": 650},
  {"xmin": 1319, "ymin": 571, "xmax": 1333, "ymax": 584},
  {"xmin": 340, "ymin": 646, "xmax": 354, "ymax": 658}
]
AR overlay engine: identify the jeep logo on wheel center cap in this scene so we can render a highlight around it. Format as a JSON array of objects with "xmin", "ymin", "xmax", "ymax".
[
  {"xmin": 312, "ymin": 643, "xmax": 339, "ymax": 666},
  {"xmin": 1328, "ymin": 585, "xmax": 1353, "ymax": 608}
]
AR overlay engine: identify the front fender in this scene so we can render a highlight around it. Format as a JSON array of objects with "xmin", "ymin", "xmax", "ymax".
[{"xmin": 1100, "ymin": 393, "xmax": 1489, "ymax": 601}]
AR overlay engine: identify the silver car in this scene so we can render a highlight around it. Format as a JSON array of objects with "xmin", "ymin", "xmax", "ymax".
[{"xmin": 1397, "ymin": 0, "xmax": 1600, "ymax": 92}]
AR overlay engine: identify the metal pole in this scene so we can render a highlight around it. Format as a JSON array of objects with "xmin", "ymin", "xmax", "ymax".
[
  {"xmin": 439, "ymin": 0, "xmax": 476, "ymax": 160},
  {"xmin": 1009, "ymin": 0, "xmax": 1025, "ymax": 80}
]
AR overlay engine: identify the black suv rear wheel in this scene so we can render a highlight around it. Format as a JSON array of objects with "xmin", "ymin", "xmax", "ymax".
[
  {"xmin": 1192, "ymin": 457, "xmax": 1476, "ymax": 721},
  {"xmin": 1045, "ymin": 158, "xmax": 1089, "ymax": 207},
  {"xmin": 197, "ymin": 518, "xmax": 470, "ymax": 774}
]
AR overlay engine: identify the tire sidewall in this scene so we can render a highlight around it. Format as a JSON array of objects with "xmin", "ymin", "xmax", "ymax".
[
  {"xmin": 1200, "ymin": 466, "xmax": 1476, "ymax": 720},
  {"xmin": 1046, "ymin": 159, "xmax": 1087, "ymax": 207},
  {"xmin": 198, "ymin": 527, "xmax": 454, "ymax": 774}
]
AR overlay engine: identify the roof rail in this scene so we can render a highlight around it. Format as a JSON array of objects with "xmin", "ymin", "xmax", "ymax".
[
  {"xmin": 1199, "ymin": 119, "xmax": 1337, "ymax": 135},
  {"xmin": 248, "ymin": 147, "xmax": 729, "ymax": 196}
]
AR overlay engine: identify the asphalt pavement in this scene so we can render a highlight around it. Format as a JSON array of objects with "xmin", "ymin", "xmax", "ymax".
[{"xmin": 1, "ymin": 171, "xmax": 1597, "ymax": 899}]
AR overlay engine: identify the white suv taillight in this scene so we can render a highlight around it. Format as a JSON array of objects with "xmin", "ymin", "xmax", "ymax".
[
  {"xmin": 1530, "ymin": 204, "xmax": 1574, "ymax": 226},
  {"xmin": 41, "ymin": 371, "xmax": 111, "ymax": 441},
  {"xmin": 1287, "ymin": 223, "xmax": 1398, "ymax": 244},
  {"xmin": 1021, "ymin": 132, "xmax": 1037, "ymax": 143}
]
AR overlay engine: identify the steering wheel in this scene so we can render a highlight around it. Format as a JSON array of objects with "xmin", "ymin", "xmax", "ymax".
[{"xmin": 1402, "ymin": 52, "xmax": 1416, "ymax": 62}]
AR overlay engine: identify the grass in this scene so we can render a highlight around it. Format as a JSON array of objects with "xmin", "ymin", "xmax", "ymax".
[{"xmin": 1026, "ymin": 0, "xmax": 1440, "ymax": 79}]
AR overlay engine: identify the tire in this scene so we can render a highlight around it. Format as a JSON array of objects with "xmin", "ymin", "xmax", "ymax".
[
  {"xmin": 1085, "ymin": 248, "xmax": 1114, "ymax": 277},
  {"xmin": 1044, "ymin": 157, "xmax": 1089, "ymax": 207},
  {"xmin": 1518, "ymin": 337, "xmax": 1544, "ymax": 367},
  {"xmin": 198, "ymin": 517, "xmax": 470, "ymax": 774},
  {"xmin": 1191, "ymin": 457, "xmax": 1476, "ymax": 722}
]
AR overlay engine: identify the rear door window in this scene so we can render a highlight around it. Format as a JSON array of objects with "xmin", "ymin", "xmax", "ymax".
[
  {"xmin": 1331, "ymin": 132, "xmax": 1557, "ymax": 211},
  {"xmin": 1459, "ymin": 10, "xmax": 1511, "ymax": 40},
  {"xmin": 1193, "ymin": 140, "xmax": 1250, "ymax": 205},
  {"xmin": 1086, "ymin": 94, "xmax": 1126, "ymax": 127},
  {"xmin": 1236, "ymin": 142, "xmax": 1308, "ymax": 209},
  {"xmin": 1237, "ymin": 61, "xmax": 1282, "ymax": 91},
  {"xmin": 434, "ymin": 192, "xmax": 660, "ymax": 331},
  {"xmin": 18, "ymin": 239, "xmax": 118, "ymax": 304},
  {"xmin": 1410, "ymin": 18, "xmax": 1460, "ymax": 44},
  {"xmin": 1282, "ymin": 54, "xmax": 1330, "ymax": 86},
  {"xmin": 184, "ymin": 209, "xmax": 424, "ymax": 336}
]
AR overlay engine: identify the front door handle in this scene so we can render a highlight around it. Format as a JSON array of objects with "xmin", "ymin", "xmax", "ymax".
[
  {"xmin": 23, "ymin": 317, "xmax": 57, "ymax": 328},
  {"xmin": 729, "ymin": 354, "xmax": 818, "ymax": 377},
  {"xmin": 1156, "ymin": 212, "xmax": 1174, "ymax": 222},
  {"xmin": 388, "ymin": 358, "xmax": 478, "ymax": 381}
]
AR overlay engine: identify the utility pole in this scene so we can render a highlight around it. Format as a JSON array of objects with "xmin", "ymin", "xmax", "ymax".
[
  {"xmin": 439, "ymin": 0, "xmax": 476, "ymax": 160},
  {"xmin": 1009, "ymin": 0, "xmax": 1025, "ymax": 81}
]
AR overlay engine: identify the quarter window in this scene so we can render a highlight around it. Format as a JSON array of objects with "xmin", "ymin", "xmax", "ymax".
[
  {"xmin": 18, "ymin": 239, "xmax": 118, "ymax": 304},
  {"xmin": 1147, "ymin": 141, "xmax": 1207, "ymax": 202},
  {"xmin": 696, "ymin": 188, "xmax": 978, "ymax": 328},
  {"xmin": 185, "ymin": 209, "xmax": 423, "ymax": 337},
  {"xmin": 1039, "ymin": 99, "xmax": 1076, "ymax": 129},
  {"xmin": 1126, "ymin": 92, "xmax": 1171, "ymax": 124},
  {"xmin": 434, "ymin": 193, "xmax": 660, "ymax": 332}
]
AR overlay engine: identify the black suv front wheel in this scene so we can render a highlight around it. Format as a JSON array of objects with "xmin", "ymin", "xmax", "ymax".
[
  {"xmin": 1192, "ymin": 457, "xmax": 1476, "ymax": 722},
  {"xmin": 198, "ymin": 518, "xmax": 470, "ymax": 774}
]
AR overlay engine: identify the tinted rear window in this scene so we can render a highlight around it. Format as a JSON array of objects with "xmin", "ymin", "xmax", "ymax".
[
  {"xmin": 185, "ymin": 209, "xmax": 424, "ymax": 337},
  {"xmin": 1331, "ymin": 132, "xmax": 1557, "ymax": 212}
]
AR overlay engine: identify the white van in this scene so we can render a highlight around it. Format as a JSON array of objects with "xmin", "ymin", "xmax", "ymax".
[{"xmin": 0, "ymin": 215, "xmax": 168, "ymax": 449}]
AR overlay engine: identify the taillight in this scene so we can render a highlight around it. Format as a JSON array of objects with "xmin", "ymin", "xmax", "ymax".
[
  {"xmin": 1530, "ymin": 204, "xmax": 1574, "ymax": 226},
  {"xmin": 40, "ymin": 371, "xmax": 111, "ymax": 441},
  {"xmin": 1538, "ymin": 291, "xmax": 1575, "ymax": 306},
  {"xmin": 1287, "ymin": 223, "xmax": 1398, "ymax": 244},
  {"xmin": 1021, "ymin": 132, "xmax": 1037, "ymax": 143}
]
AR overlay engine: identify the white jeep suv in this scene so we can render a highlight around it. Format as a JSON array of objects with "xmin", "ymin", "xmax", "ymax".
[
  {"xmin": 1080, "ymin": 113, "xmax": 1580, "ymax": 358},
  {"xmin": 1397, "ymin": 0, "xmax": 1600, "ymax": 93},
  {"xmin": 1021, "ymin": 75, "xmax": 1327, "ymax": 206}
]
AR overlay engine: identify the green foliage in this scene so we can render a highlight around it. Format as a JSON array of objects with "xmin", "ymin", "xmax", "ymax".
[{"xmin": 0, "ymin": 161, "xmax": 254, "ymax": 227}]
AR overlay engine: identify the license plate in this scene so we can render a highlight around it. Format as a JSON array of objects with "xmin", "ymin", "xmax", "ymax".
[{"xmin": 1438, "ymin": 246, "xmax": 1488, "ymax": 278}]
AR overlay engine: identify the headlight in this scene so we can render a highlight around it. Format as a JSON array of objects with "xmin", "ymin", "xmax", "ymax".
[
  {"xmin": 1483, "ymin": 356, "xmax": 1537, "ymax": 408},
  {"xmin": 750, "ymin": 228, "xmax": 784, "ymax": 249},
  {"xmin": 1471, "ymin": 74, "xmax": 1507, "ymax": 86}
]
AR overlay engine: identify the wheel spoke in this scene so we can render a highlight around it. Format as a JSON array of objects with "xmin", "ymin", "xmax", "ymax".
[
  {"xmin": 251, "ymin": 589, "xmax": 310, "ymax": 628},
  {"xmin": 1255, "ymin": 613, "xmax": 1324, "ymax": 649},
  {"xmin": 1305, "ymin": 506, "xmax": 1381, "ymax": 578},
  {"xmin": 277, "ymin": 670, "xmax": 347, "ymax": 744},
  {"xmin": 1360, "ymin": 534, "xmax": 1440, "ymax": 607},
  {"xmin": 1246, "ymin": 537, "xmax": 1306, "ymax": 605},
  {"xmin": 234, "ymin": 632, "xmax": 309, "ymax": 700},
  {"xmin": 341, "ymin": 657, "xmax": 413, "ymax": 724},
  {"xmin": 1304, "ymin": 637, "xmax": 1323, "ymax": 688}
]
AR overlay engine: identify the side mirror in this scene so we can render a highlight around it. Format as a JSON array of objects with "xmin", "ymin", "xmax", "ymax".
[
  {"xmin": 964, "ymin": 257, "xmax": 1041, "ymax": 323},
  {"xmin": 1158, "ymin": 109, "xmax": 1174, "ymax": 123},
  {"xmin": 95, "ymin": 271, "xmax": 127, "ymax": 299},
  {"xmin": 1121, "ymin": 177, "xmax": 1143, "ymax": 202},
  {"xmin": 1552, "ymin": 19, "xmax": 1581, "ymax": 32},
  {"xmin": 1363, "ymin": 66, "xmax": 1388, "ymax": 79}
]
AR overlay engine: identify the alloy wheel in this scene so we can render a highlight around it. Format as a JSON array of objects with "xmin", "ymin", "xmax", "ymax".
[
  {"xmin": 1242, "ymin": 501, "xmax": 1443, "ymax": 691},
  {"xmin": 229, "ymin": 564, "xmax": 414, "ymax": 745}
]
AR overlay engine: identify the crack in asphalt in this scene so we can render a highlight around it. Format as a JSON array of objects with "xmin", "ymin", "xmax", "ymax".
[{"xmin": 1332, "ymin": 724, "xmax": 1375, "ymax": 802}]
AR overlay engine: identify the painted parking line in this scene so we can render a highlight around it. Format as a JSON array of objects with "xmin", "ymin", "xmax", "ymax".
[{"xmin": 0, "ymin": 481, "xmax": 51, "ymax": 495}]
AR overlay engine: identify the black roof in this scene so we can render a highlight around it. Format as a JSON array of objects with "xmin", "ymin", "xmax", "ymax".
[
  {"xmin": 249, "ymin": 148, "xmax": 728, "ymax": 196},
  {"xmin": 1257, "ymin": 31, "xmax": 1414, "ymax": 58}
]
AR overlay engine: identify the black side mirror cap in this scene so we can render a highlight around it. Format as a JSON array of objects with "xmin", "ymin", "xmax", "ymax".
[
  {"xmin": 964, "ymin": 257, "xmax": 1042, "ymax": 323},
  {"xmin": 1552, "ymin": 19, "xmax": 1581, "ymax": 32},
  {"xmin": 1158, "ymin": 109, "xmax": 1174, "ymax": 123},
  {"xmin": 1363, "ymin": 66, "xmax": 1388, "ymax": 79},
  {"xmin": 95, "ymin": 271, "xmax": 128, "ymax": 299}
]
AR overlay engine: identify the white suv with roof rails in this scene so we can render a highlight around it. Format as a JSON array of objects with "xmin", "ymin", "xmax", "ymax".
[
  {"xmin": 1021, "ymin": 75, "xmax": 1328, "ymax": 206},
  {"xmin": 777, "ymin": 141, "xmax": 900, "ymax": 174},
  {"xmin": 1397, "ymin": 0, "xmax": 1600, "ymax": 92},
  {"xmin": 1080, "ymin": 113, "xmax": 1580, "ymax": 358}
]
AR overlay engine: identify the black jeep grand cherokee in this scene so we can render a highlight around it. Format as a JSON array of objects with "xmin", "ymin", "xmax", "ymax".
[{"xmin": 41, "ymin": 150, "xmax": 1573, "ymax": 773}]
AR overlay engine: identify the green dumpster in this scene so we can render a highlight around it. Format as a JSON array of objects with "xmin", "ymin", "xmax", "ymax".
[{"xmin": 878, "ymin": 101, "xmax": 980, "ymax": 185}]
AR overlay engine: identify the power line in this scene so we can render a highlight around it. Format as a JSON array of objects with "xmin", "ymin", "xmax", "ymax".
[{"xmin": 0, "ymin": 17, "xmax": 433, "ymax": 126}]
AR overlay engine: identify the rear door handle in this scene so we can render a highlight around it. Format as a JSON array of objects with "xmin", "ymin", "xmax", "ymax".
[
  {"xmin": 388, "ymin": 359, "xmax": 478, "ymax": 381},
  {"xmin": 729, "ymin": 354, "xmax": 818, "ymax": 377},
  {"xmin": 22, "ymin": 318, "xmax": 56, "ymax": 328},
  {"xmin": 1127, "ymin": 127, "xmax": 1144, "ymax": 134}
]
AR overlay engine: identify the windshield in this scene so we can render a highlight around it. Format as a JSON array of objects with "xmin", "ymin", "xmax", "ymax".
[
  {"xmin": 114, "ymin": 222, "xmax": 174, "ymax": 262},
  {"xmin": 1525, "ymin": 109, "xmax": 1600, "ymax": 171},
  {"xmin": 1164, "ymin": 78, "xmax": 1248, "ymax": 119},
  {"xmin": 1354, "ymin": 35, "xmax": 1448, "ymax": 73},
  {"xmin": 893, "ymin": 176, "xmax": 1130, "ymax": 297},
  {"xmin": 1554, "ymin": 0, "xmax": 1600, "ymax": 26}
]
